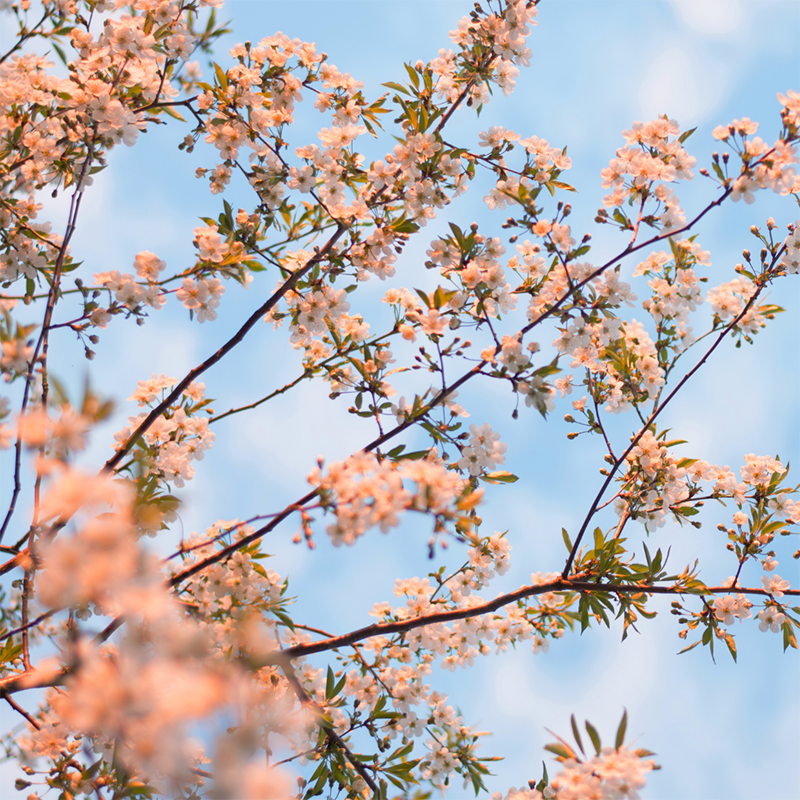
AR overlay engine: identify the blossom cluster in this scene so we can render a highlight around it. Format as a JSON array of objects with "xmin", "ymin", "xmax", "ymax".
[
  {"xmin": 429, "ymin": 232, "xmax": 520, "ymax": 322},
  {"xmin": 621, "ymin": 433, "xmax": 792, "ymax": 531},
  {"xmin": 600, "ymin": 115, "xmax": 694, "ymax": 232},
  {"xmin": 25, "ymin": 473, "xmax": 299, "ymax": 792},
  {"xmin": 0, "ymin": 1, "xmax": 218, "ymax": 295},
  {"xmin": 92, "ymin": 252, "xmax": 167, "ymax": 321},
  {"xmin": 171, "ymin": 519, "xmax": 288, "ymax": 647},
  {"xmin": 547, "ymin": 747, "xmax": 655, "ymax": 800},
  {"xmin": 35, "ymin": 471, "xmax": 139, "ymax": 614},
  {"xmin": 635, "ymin": 238, "xmax": 708, "ymax": 352},
  {"xmin": 706, "ymin": 276, "xmax": 766, "ymax": 336},
  {"xmin": 448, "ymin": 0, "xmax": 538, "ymax": 101},
  {"xmin": 0, "ymin": 198, "xmax": 62, "ymax": 287},
  {"xmin": 308, "ymin": 449, "xmax": 469, "ymax": 545},
  {"xmin": 711, "ymin": 114, "xmax": 799, "ymax": 202},
  {"xmin": 481, "ymin": 128, "xmax": 574, "ymax": 211},
  {"xmin": 113, "ymin": 375, "xmax": 214, "ymax": 489},
  {"xmin": 370, "ymin": 543, "xmax": 566, "ymax": 672},
  {"xmin": 457, "ymin": 423, "xmax": 509, "ymax": 476},
  {"xmin": 781, "ymin": 220, "xmax": 800, "ymax": 273}
]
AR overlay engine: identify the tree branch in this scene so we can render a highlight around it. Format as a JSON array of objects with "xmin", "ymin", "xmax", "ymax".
[{"xmin": 261, "ymin": 577, "xmax": 799, "ymax": 664}]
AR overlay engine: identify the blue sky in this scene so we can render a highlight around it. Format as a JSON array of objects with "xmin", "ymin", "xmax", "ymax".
[{"xmin": 1, "ymin": 1, "xmax": 799, "ymax": 797}]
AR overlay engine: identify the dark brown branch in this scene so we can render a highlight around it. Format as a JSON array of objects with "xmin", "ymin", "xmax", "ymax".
[
  {"xmin": 0, "ymin": 548, "xmax": 31, "ymax": 578},
  {"xmin": 0, "ymin": 10, "xmax": 51, "ymax": 65},
  {"xmin": 209, "ymin": 332, "xmax": 394, "ymax": 426},
  {"xmin": 102, "ymin": 226, "xmax": 347, "ymax": 475},
  {"xmin": 168, "ymin": 490, "xmax": 318, "ymax": 589},
  {"xmin": 261, "ymin": 578, "xmax": 799, "ymax": 664},
  {"xmin": 4, "ymin": 694, "xmax": 40, "ymax": 730},
  {"xmin": 0, "ymin": 665, "xmax": 68, "ymax": 696}
]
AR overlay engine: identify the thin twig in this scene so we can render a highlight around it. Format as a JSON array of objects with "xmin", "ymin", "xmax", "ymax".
[
  {"xmin": 4, "ymin": 694, "xmax": 40, "ymax": 730},
  {"xmin": 562, "ymin": 259, "xmax": 778, "ymax": 576},
  {"xmin": 280, "ymin": 659, "xmax": 380, "ymax": 796},
  {"xmin": 0, "ymin": 609, "xmax": 58, "ymax": 644},
  {"xmin": 0, "ymin": 148, "xmax": 93, "ymax": 544}
]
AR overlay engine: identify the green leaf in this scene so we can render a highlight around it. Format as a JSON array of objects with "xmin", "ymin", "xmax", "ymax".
[
  {"xmin": 584, "ymin": 720, "xmax": 602, "ymax": 755},
  {"xmin": 535, "ymin": 761, "xmax": 550, "ymax": 793},
  {"xmin": 615, "ymin": 709, "xmax": 628, "ymax": 750},
  {"xmin": 325, "ymin": 666, "xmax": 335, "ymax": 700},
  {"xmin": 448, "ymin": 222, "xmax": 466, "ymax": 248},
  {"xmin": 415, "ymin": 288, "xmax": 432, "ymax": 308},
  {"xmin": 385, "ymin": 773, "xmax": 407, "ymax": 790},
  {"xmin": 387, "ymin": 742, "xmax": 414, "ymax": 762},
  {"xmin": 391, "ymin": 219, "xmax": 419, "ymax": 233},
  {"xmin": 52, "ymin": 41, "xmax": 68, "ymax": 66},
  {"xmin": 383, "ymin": 81, "xmax": 411, "ymax": 95},
  {"xmin": 329, "ymin": 759, "xmax": 348, "ymax": 786},
  {"xmin": 432, "ymin": 285, "xmax": 456, "ymax": 309},
  {"xmin": 272, "ymin": 609, "xmax": 295, "ymax": 631},
  {"xmin": 161, "ymin": 106, "xmax": 187, "ymax": 122},
  {"xmin": 683, "ymin": 579, "xmax": 709, "ymax": 595},
  {"xmin": 675, "ymin": 506, "xmax": 700, "ymax": 517},
  {"xmin": 782, "ymin": 621, "xmax": 798, "ymax": 651},
  {"xmin": 404, "ymin": 62, "xmax": 421, "ymax": 90},
  {"xmin": 543, "ymin": 743, "xmax": 577, "ymax": 760},
  {"xmin": 724, "ymin": 633, "xmax": 737, "ymax": 662},
  {"xmin": 0, "ymin": 638, "xmax": 22, "ymax": 664},
  {"xmin": 579, "ymin": 597, "xmax": 590, "ymax": 632},
  {"xmin": 482, "ymin": 471, "xmax": 519, "ymax": 484},
  {"xmin": 570, "ymin": 715, "xmax": 585, "ymax": 756},
  {"xmin": 397, "ymin": 449, "xmax": 433, "ymax": 461},
  {"xmin": 612, "ymin": 208, "xmax": 630, "ymax": 228},
  {"xmin": 213, "ymin": 61, "xmax": 228, "ymax": 89},
  {"xmin": 361, "ymin": 115, "xmax": 377, "ymax": 138}
]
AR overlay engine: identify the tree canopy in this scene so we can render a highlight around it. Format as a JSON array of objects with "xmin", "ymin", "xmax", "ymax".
[{"xmin": 0, "ymin": 1, "xmax": 798, "ymax": 799}]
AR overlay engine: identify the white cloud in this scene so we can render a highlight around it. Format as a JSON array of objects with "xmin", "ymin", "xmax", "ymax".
[
  {"xmin": 669, "ymin": 0, "xmax": 745, "ymax": 39},
  {"xmin": 637, "ymin": 46, "xmax": 734, "ymax": 126}
]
